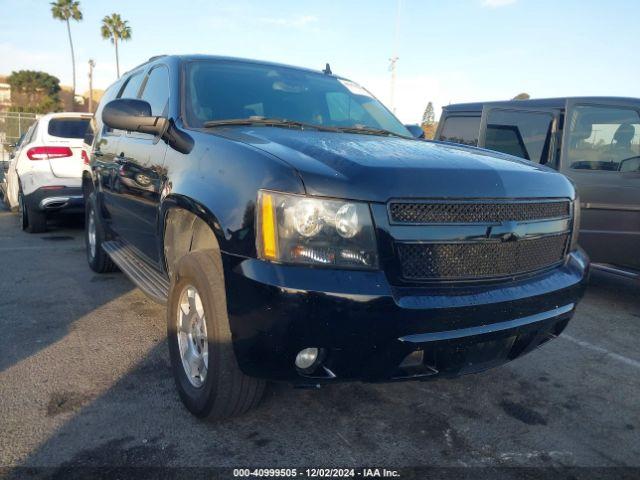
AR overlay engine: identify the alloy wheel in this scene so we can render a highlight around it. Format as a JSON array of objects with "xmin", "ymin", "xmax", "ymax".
[{"xmin": 176, "ymin": 285, "xmax": 209, "ymax": 387}]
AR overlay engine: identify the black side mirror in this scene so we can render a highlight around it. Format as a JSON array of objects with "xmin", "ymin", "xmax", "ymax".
[
  {"xmin": 102, "ymin": 99, "xmax": 169, "ymax": 137},
  {"xmin": 405, "ymin": 124, "xmax": 425, "ymax": 139},
  {"xmin": 102, "ymin": 98, "xmax": 194, "ymax": 154}
]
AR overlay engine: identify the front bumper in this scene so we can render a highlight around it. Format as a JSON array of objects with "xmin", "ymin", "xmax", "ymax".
[
  {"xmin": 223, "ymin": 249, "xmax": 589, "ymax": 385},
  {"xmin": 25, "ymin": 187, "xmax": 84, "ymax": 213}
]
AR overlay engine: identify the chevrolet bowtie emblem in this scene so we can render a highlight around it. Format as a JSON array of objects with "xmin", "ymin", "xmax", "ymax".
[
  {"xmin": 500, "ymin": 221, "xmax": 520, "ymax": 242},
  {"xmin": 487, "ymin": 221, "xmax": 521, "ymax": 241},
  {"xmin": 501, "ymin": 231, "xmax": 520, "ymax": 242}
]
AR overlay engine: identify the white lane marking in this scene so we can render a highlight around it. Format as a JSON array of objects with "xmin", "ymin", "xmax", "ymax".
[{"xmin": 561, "ymin": 334, "xmax": 640, "ymax": 370}]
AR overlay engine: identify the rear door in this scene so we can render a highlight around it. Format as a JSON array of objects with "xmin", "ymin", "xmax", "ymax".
[
  {"xmin": 478, "ymin": 106, "xmax": 560, "ymax": 166},
  {"xmin": 560, "ymin": 99, "xmax": 640, "ymax": 270},
  {"xmin": 44, "ymin": 115, "xmax": 92, "ymax": 178},
  {"xmin": 7, "ymin": 124, "xmax": 36, "ymax": 207}
]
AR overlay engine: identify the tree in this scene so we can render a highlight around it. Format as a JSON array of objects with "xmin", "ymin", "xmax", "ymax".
[
  {"xmin": 7, "ymin": 70, "xmax": 62, "ymax": 113},
  {"xmin": 101, "ymin": 13, "xmax": 132, "ymax": 79},
  {"xmin": 512, "ymin": 92, "xmax": 530, "ymax": 100},
  {"xmin": 421, "ymin": 101, "xmax": 437, "ymax": 139},
  {"xmin": 421, "ymin": 102, "xmax": 435, "ymax": 126},
  {"xmin": 50, "ymin": 0, "xmax": 82, "ymax": 103}
]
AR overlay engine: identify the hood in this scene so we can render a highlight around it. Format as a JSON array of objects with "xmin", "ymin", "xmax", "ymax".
[{"xmin": 212, "ymin": 127, "xmax": 575, "ymax": 202}]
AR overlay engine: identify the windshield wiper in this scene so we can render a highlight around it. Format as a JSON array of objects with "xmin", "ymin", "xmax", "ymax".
[
  {"xmin": 203, "ymin": 117, "xmax": 340, "ymax": 132},
  {"xmin": 203, "ymin": 117, "xmax": 409, "ymax": 138},
  {"xmin": 333, "ymin": 125, "xmax": 409, "ymax": 138}
]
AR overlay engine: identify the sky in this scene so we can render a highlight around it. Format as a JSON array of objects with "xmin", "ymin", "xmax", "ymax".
[{"xmin": 1, "ymin": 0, "xmax": 639, "ymax": 123}]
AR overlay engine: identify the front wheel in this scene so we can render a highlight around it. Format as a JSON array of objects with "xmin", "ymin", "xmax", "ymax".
[{"xmin": 167, "ymin": 250, "xmax": 265, "ymax": 420}]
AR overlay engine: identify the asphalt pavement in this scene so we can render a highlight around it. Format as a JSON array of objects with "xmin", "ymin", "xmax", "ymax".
[{"xmin": 0, "ymin": 201, "xmax": 638, "ymax": 476}]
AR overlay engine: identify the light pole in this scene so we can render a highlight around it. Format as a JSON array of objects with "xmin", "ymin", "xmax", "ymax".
[
  {"xmin": 88, "ymin": 59, "xmax": 95, "ymax": 113},
  {"xmin": 389, "ymin": 56, "xmax": 399, "ymax": 113},
  {"xmin": 389, "ymin": 0, "xmax": 402, "ymax": 113}
]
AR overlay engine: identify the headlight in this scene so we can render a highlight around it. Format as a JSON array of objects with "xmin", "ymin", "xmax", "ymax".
[
  {"xmin": 256, "ymin": 190, "xmax": 379, "ymax": 269},
  {"xmin": 570, "ymin": 196, "xmax": 581, "ymax": 251}
]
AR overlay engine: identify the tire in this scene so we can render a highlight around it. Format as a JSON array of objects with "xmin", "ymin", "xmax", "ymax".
[
  {"xmin": 167, "ymin": 250, "xmax": 265, "ymax": 420},
  {"xmin": 20, "ymin": 191, "xmax": 47, "ymax": 233},
  {"xmin": 85, "ymin": 193, "xmax": 117, "ymax": 273}
]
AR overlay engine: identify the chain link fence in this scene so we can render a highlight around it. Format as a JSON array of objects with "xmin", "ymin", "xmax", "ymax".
[{"xmin": 0, "ymin": 111, "xmax": 39, "ymax": 182}]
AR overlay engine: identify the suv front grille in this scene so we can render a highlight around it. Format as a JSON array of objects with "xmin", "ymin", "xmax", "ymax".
[
  {"xmin": 389, "ymin": 200, "xmax": 570, "ymax": 224},
  {"xmin": 397, "ymin": 234, "xmax": 569, "ymax": 281}
]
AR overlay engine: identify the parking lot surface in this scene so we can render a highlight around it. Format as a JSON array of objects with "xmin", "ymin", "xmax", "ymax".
[{"xmin": 0, "ymin": 202, "xmax": 639, "ymax": 474}]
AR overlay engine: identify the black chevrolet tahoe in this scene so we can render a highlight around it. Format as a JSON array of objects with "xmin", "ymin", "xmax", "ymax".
[{"xmin": 85, "ymin": 55, "xmax": 589, "ymax": 420}]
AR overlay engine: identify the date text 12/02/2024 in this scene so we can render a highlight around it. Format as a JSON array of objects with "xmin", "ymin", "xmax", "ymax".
[{"xmin": 232, "ymin": 468, "xmax": 401, "ymax": 478}]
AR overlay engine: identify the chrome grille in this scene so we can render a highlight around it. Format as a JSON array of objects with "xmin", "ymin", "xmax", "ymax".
[
  {"xmin": 397, "ymin": 234, "xmax": 569, "ymax": 281},
  {"xmin": 389, "ymin": 200, "xmax": 570, "ymax": 224}
]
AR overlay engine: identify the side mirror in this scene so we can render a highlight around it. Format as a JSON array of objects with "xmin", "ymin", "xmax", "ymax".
[
  {"xmin": 405, "ymin": 124, "xmax": 425, "ymax": 139},
  {"xmin": 102, "ymin": 99, "xmax": 169, "ymax": 137}
]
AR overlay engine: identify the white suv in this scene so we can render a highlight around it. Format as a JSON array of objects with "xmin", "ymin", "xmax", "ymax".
[{"xmin": 5, "ymin": 112, "xmax": 92, "ymax": 233}]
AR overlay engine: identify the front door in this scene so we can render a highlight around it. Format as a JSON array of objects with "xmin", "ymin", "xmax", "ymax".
[
  {"xmin": 560, "ymin": 100, "xmax": 640, "ymax": 270},
  {"xmin": 109, "ymin": 65, "xmax": 171, "ymax": 264}
]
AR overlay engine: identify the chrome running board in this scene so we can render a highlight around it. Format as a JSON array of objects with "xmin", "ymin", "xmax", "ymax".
[{"xmin": 102, "ymin": 239, "xmax": 170, "ymax": 304}]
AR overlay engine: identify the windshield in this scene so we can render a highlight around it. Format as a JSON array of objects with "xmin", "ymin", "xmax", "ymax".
[{"xmin": 184, "ymin": 61, "xmax": 410, "ymax": 137}]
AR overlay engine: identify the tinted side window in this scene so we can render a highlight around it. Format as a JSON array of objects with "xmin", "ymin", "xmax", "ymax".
[
  {"xmin": 438, "ymin": 116, "xmax": 480, "ymax": 146},
  {"xmin": 484, "ymin": 110, "xmax": 553, "ymax": 163},
  {"xmin": 119, "ymin": 72, "xmax": 144, "ymax": 99},
  {"xmin": 140, "ymin": 66, "xmax": 170, "ymax": 116},
  {"xmin": 567, "ymin": 105, "xmax": 640, "ymax": 172},
  {"xmin": 48, "ymin": 118, "xmax": 90, "ymax": 139},
  {"xmin": 22, "ymin": 125, "xmax": 35, "ymax": 145}
]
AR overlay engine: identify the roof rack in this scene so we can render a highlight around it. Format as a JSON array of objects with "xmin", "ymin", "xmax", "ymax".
[
  {"xmin": 122, "ymin": 55, "xmax": 168, "ymax": 77},
  {"xmin": 148, "ymin": 54, "xmax": 167, "ymax": 62}
]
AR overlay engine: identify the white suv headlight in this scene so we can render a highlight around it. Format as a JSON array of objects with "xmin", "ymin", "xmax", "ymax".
[{"xmin": 256, "ymin": 190, "xmax": 379, "ymax": 269}]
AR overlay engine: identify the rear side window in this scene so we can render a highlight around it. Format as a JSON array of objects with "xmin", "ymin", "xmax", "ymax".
[
  {"xmin": 484, "ymin": 109, "xmax": 553, "ymax": 163},
  {"xmin": 566, "ymin": 105, "xmax": 640, "ymax": 172},
  {"xmin": 24, "ymin": 124, "xmax": 37, "ymax": 144},
  {"xmin": 48, "ymin": 118, "xmax": 90, "ymax": 139},
  {"xmin": 119, "ymin": 72, "xmax": 144, "ymax": 99},
  {"xmin": 140, "ymin": 66, "xmax": 170, "ymax": 116},
  {"xmin": 438, "ymin": 116, "xmax": 480, "ymax": 146}
]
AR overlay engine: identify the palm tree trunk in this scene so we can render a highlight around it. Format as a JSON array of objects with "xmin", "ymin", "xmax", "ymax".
[
  {"xmin": 66, "ymin": 19, "xmax": 76, "ymax": 107},
  {"xmin": 115, "ymin": 36, "xmax": 120, "ymax": 78}
]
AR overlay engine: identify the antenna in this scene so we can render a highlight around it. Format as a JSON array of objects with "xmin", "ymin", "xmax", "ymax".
[{"xmin": 323, "ymin": 63, "xmax": 332, "ymax": 75}]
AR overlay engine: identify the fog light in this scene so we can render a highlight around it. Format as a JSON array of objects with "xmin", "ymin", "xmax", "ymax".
[
  {"xmin": 399, "ymin": 349, "xmax": 424, "ymax": 368},
  {"xmin": 295, "ymin": 347, "xmax": 320, "ymax": 370}
]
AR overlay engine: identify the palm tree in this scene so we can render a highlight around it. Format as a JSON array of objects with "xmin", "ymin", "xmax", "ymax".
[
  {"xmin": 101, "ymin": 13, "xmax": 132, "ymax": 79},
  {"xmin": 50, "ymin": 0, "xmax": 82, "ymax": 103}
]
